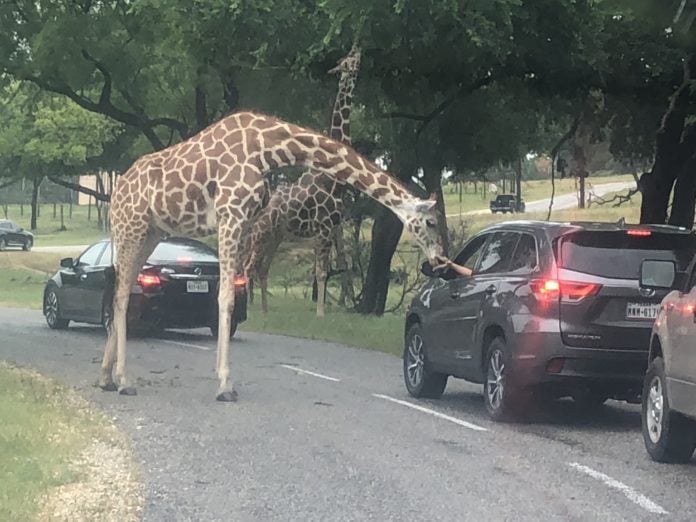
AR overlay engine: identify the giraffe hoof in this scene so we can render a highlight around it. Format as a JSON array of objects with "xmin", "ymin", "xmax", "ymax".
[
  {"xmin": 119, "ymin": 386, "xmax": 137, "ymax": 396},
  {"xmin": 100, "ymin": 382, "xmax": 118, "ymax": 392},
  {"xmin": 216, "ymin": 390, "xmax": 238, "ymax": 402}
]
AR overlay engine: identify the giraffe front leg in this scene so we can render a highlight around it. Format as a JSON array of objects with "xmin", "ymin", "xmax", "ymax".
[
  {"xmin": 315, "ymin": 238, "xmax": 331, "ymax": 318},
  {"xmin": 99, "ymin": 306, "xmax": 118, "ymax": 391}
]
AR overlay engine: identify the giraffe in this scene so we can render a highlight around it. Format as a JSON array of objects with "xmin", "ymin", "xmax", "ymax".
[
  {"xmin": 243, "ymin": 45, "xmax": 361, "ymax": 317},
  {"xmin": 101, "ymin": 110, "xmax": 443, "ymax": 401}
]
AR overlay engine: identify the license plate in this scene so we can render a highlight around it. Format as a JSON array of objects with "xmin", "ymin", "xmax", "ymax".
[
  {"xmin": 626, "ymin": 302, "xmax": 660, "ymax": 320},
  {"xmin": 187, "ymin": 280, "xmax": 209, "ymax": 293}
]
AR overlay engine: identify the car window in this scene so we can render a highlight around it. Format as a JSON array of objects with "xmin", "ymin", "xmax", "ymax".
[
  {"xmin": 96, "ymin": 242, "xmax": 116, "ymax": 266},
  {"xmin": 148, "ymin": 241, "xmax": 219, "ymax": 263},
  {"xmin": 509, "ymin": 233, "xmax": 538, "ymax": 274},
  {"xmin": 476, "ymin": 232, "xmax": 520, "ymax": 275},
  {"xmin": 454, "ymin": 234, "xmax": 489, "ymax": 271},
  {"xmin": 77, "ymin": 243, "xmax": 107, "ymax": 267},
  {"xmin": 560, "ymin": 231, "xmax": 696, "ymax": 279},
  {"xmin": 0, "ymin": 222, "xmax": 10, "ymax": 230}
]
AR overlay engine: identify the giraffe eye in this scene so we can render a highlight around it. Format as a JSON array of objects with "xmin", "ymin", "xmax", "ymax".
[{"xmin": 425, "ymin": 219, "xmax": 436, "ymax": 229}]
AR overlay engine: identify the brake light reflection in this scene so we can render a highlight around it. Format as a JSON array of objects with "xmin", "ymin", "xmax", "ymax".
[
  {"xmin": 137, "ymin": 273, "xmax": 161, "ymax": 289},
  {"xmin": 233, "ymin": 275, "xmax": 248, "ymax": 288},
  {"xmin": 626, "ymin": 229, "xmax": 652, "ymax": 237},
  {"xmin": 530, "ymin": 279, "xmax": 601, "ymax": 303}
]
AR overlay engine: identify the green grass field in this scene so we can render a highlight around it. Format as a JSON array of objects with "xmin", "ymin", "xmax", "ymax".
[
  {"xmin": 0, "ymin": 363, "xmax": 131, "ymax": 520},
  {"xmin": 443, "ymin": 173, "xmax": 634, "ymax": 215}
]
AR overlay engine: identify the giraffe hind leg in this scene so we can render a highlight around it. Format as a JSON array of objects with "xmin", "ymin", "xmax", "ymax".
[{"xmin": 315, "ymin": 236, "xmax": 332, "ymax": 318}]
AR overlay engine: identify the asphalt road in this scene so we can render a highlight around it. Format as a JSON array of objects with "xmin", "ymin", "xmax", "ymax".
[
  {"xmin": 1, "ymin": 308, "xmax": 694, "ymax": 521},
  {"xmin": 447, "ymin": 180, "xmax": 636, "ymax": 217}
]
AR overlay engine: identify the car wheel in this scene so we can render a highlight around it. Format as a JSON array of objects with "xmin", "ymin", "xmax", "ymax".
[
  {"xmin": 101, "ymin": 300, "xmax": 113, "ymax": 333},
  {"xmin": 483, "ymin": 337, "xmax": 524, "ymax": 422},
  {"xmin": 0, "ymin": 238, "xmax": 6, "ymax": 251},
  {"xmin": 22, "ymin": 239, "xmax": 32, "ymax": 251},
  {"xmin": 210, "ymin": 319, "xmax": 239, "ymax": 339},
  {"xmin": 44, "ymin": 289, "xmax": 69, "ymax": 329},
  {"xmin": 403, "ymin": 324, "xmax": 448, "ymax": 399},
  {"xmin": 642, "ymin": 357, "xmax": 696, "ymax": 463}
]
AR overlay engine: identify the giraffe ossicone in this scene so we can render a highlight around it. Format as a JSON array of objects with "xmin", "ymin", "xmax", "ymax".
[{"xmin": 101, "ymin": 110, "xmax": 443, "ymax": 401}]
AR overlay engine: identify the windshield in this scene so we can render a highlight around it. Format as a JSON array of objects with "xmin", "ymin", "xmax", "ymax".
[{"xmin": 148, "ymin": 241, "xmax": 219, "ymax": 264}]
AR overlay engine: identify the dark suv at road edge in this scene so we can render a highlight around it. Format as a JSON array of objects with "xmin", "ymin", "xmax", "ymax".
[{"xmin": 403, "ymin": 220, "xmax": 696, "ymax": 421}]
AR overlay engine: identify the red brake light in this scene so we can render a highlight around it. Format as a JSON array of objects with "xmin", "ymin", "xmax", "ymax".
[
  {"xmin": 137, "ymin": 273, "xmax": 161, "ymax": 289},
  {"xmin": 233, "ymin": 275, "xmax": 248, "ymax": 288},
  {"xmin": 530, "ymin": 279, "xmax": 601, "ymax": 302},
  {"xmin": 627, "ymin": 229, "xmax": 651, "ymax": 237}
]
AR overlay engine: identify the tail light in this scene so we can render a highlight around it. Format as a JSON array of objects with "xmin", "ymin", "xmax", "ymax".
[
  {"xmin": 530, "ymin": 279, "xmax": 601, "ymax": 303},
  {"xmin": 233, "ymin": 275, "xmax": 248, "ymax": 288},
  {"xmin": 626, "ymin": 229, "xmax": 651, "ymax": 237},
  {"xmin": 137, "ymin": 272, "xmax": 161, "ymax": 290}
]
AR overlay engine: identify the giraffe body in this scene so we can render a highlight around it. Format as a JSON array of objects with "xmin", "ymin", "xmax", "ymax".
[
  {"xmin": 244, "ymin": 46, "xmax": 360, "ymax": 316},
  {"xmin": 103, "ymin": 110, "xmax": 443, "ymax": 401}
]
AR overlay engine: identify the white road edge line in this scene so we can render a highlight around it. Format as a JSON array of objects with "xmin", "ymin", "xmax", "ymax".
[
  {"xmin": 372, "ymin": 393, "xmax": 488, "ymax": 432},
  {"xmin": 568, "ymin": 462, "xmax": 669, "ymax": 515},
  {"xmin": 280, "ymin": 364, "xmax": 341, "ymax": 382},
  {"xmin": 160, "ymin": 339, "xmax": 213, "ymax": 351}
]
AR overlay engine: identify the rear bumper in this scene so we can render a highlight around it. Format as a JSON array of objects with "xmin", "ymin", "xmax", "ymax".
[
  {"xmin": 128, "ymin": 290, "xmax": 248, "ymax": 329},
  {"xmin": 510, "ymin": 331, "xmax": 648, "ymax": 395}
]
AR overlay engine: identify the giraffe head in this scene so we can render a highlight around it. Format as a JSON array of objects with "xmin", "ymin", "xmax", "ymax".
[
  {"xmin": 328, "ymin": 45, "xmax": 361, "ymax": 76},
  {"xmin": 400, "ymin": 194, "xmax": 444, "ymax": 264}
]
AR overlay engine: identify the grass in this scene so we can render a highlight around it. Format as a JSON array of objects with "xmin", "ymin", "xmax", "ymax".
[
  {"xmin": 242, "ymin": 295, "xmax": 404, "ymax": 355},
  {"xmin": 443, "ymin": 173, "xmax": 634, "ymax": 214},
  {"xmin": 0, "ymin": 252, "xmax": 62, "ymax": 310},
  {"xmin": 1, "ymin": 204, "xmax": 108, "ymax": 246},
  {"xmin": 0, "ymin": 363, "xmax": 111, "ymax": 520}
]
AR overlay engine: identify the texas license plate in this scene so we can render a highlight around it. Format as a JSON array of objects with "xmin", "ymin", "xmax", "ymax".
[
  {"xmin": 626, "ymin": 302, "xmax": 660, "ymax": 320},
  {"xmin": 187, "ymin": 280, "xmax": 209, "ymax": 293}
]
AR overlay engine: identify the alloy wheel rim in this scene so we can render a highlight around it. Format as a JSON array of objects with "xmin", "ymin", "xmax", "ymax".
[
  {"xmin": 487, "ymin": 349, "xmax": 505, "ymax": 410},
  {"xmin": 647, "ymin": 375, "xmax": 664, "ymax": 444},
  {"xmin": 406, "ymin": 334, "xmax": 425, "ymax": 388},
  {"xmin": 0, "ymin": 239, "xmax": 5, "ymax": 250},
  {"xmin": 45, "ymin": 292, "xmax": 58, "ymax": 326}
]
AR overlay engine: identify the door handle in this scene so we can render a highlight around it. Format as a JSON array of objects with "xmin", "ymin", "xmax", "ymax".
[
  {"xmin": 485, "ymin": 284, "xmax": 497, "ymax": 295},
  {"xmin": 450, "ymin": 292, "xmax": 461, "ymax": 299},
  {"xmin": 80, "ymin": 274, "xmax": 88, "ymax": 280}
]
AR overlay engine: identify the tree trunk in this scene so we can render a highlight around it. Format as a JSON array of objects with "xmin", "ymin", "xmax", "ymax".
[
  {"xmin": 30, "ymin": 177, "xmax": 41, "ymax": 230},
  {"xmin": 641, "ymin": 55, "xmax": 696, "ymax": 224},
  {"xmin": 355, "ymin": 207, "xmax": 403, "ymax": 315},
  {"xmin": 515, "ymin": 157, "xmax": 523, "ymax": 210},
  {"xmin": 334, "ymin": 223, "xmax": 354, "ymax": 306},
  {"xmin": 60, "ymin": 204, "xmax": 66, "ymax": 231},
  {"xmin": 578, "ymin": 175, "xmax": 586, "ymax": 209},
  {"xmin": 668, "ymin": 153, "xmax": 696, "ymax": 228}
]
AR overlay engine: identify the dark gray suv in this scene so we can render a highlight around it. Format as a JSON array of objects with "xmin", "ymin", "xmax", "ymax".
[{"xmin": 403, "ymin": 220, "xmax": 696, "ymax": 421}]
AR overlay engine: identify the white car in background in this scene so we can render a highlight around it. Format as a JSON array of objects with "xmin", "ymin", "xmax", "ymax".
[{"xmin": 640, "ymin": 259, "xmax": 696, "ymax": 463}]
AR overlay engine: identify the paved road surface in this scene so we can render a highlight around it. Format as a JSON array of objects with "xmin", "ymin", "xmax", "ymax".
[
  {"xmin": 447, "ymin": 180, "xmax": 636, "ymax": 217},
  {"xmin": 1, "ymin": 308, "xmax": 693, "ymax": 521}
]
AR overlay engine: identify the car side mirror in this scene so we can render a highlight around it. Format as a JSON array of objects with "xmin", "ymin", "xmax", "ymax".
[
  {"xmin": 640, "ymin": 259, "xmax": 675, "ymax": 289},
  {"xmin": 60, "ymin": 257, "xmax": 74, "ymax": 268}
]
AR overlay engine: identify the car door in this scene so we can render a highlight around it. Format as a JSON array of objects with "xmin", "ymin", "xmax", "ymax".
[
  {"xmin": 443, "ymin": 231, "xmax": 521, "ymax": 376},
  {"xmin": 7, "ymin": 222, "xmax": 22, "ymax": 245},
  {"xmin": 426, "ymin": 233, "xmax": 492, "ymax": 371},
  {"xmin": 667, "ymin": 269, "xmax": 696, "ymax": 417},
  {"xmin": 60, "ymin": 242, "xmax": 107, "ymax": 320}
]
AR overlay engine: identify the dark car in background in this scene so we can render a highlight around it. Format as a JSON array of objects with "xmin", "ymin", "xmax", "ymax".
[
  {"xmin": 43, "ymin": 237, "xmax": 248, "ymax": 337},
  {"xmin": 0, "ymin": 219, "xmax": 33, "ymax": 251},
  {"xmin": 404, "ymin": 220, "xmax": 696, "ymax": 421},
  {"xmin": 490, "ymin": 194, "xmax": 525, "ymax": 214}
]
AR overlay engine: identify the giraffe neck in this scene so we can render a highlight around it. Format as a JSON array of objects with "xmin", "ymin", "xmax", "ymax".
[
  {"xmin": 329, "ymin": 76, "xmax": 356, "ymax": 145},
  {"xmin": 254, "ymin": 117, "xmax": 422, "ymax": 223}
]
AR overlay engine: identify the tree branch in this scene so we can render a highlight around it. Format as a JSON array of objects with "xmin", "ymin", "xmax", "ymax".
[
  {"xmin": 47, "ymin": 176, "xmax": 111, "ymax": 202},
  {"xmin": 546, "ymin": 113, "xmax": 583, "ymax": 220}
]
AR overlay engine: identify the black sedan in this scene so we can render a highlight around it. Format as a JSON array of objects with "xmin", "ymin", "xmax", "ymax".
[
  {"xmin": 43, "ymin": 237, "xmax": 248, "ymax": 337},
  {"xmin": 0, "ymin": 219, "xmax": 33, "ymax": 251}
]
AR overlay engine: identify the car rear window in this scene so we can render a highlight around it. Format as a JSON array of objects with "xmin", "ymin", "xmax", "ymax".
[
  {"xmin": 559, "ymin": 231, "xmax": 696, "ymax": 279},
  {"xmin": 149, "ymin": 241, "xmax": 219, "ymax": 263}
]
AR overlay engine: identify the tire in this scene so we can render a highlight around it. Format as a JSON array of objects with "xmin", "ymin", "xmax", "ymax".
[
  {"xmin": 0, "ymin": 237, "xmax": 6, "ymax": 251},
  {"xmin": 483, "ymin": 337, "xmax": 525, "ymax": 422},
  {"xmin": 44, "ymin": 289, "xmax": 69, "ymax": 329},
  {"xmin": 403, "ymin": 324, "xmax": 448, "ymax": 399},
  {"xmin": 101, "ymin": 300, "xmax": 113, "ymax": 333},
  {"xmin": 210, "ymin": 319, "xmax": 238, "ymax": 339},
  {"xmin": 642, "ymin": 357, "xmax": 696, "ymax": 463},
  {"xmin": 23, "ymin": 239, "xmax": 32, "ymax": 251}
]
